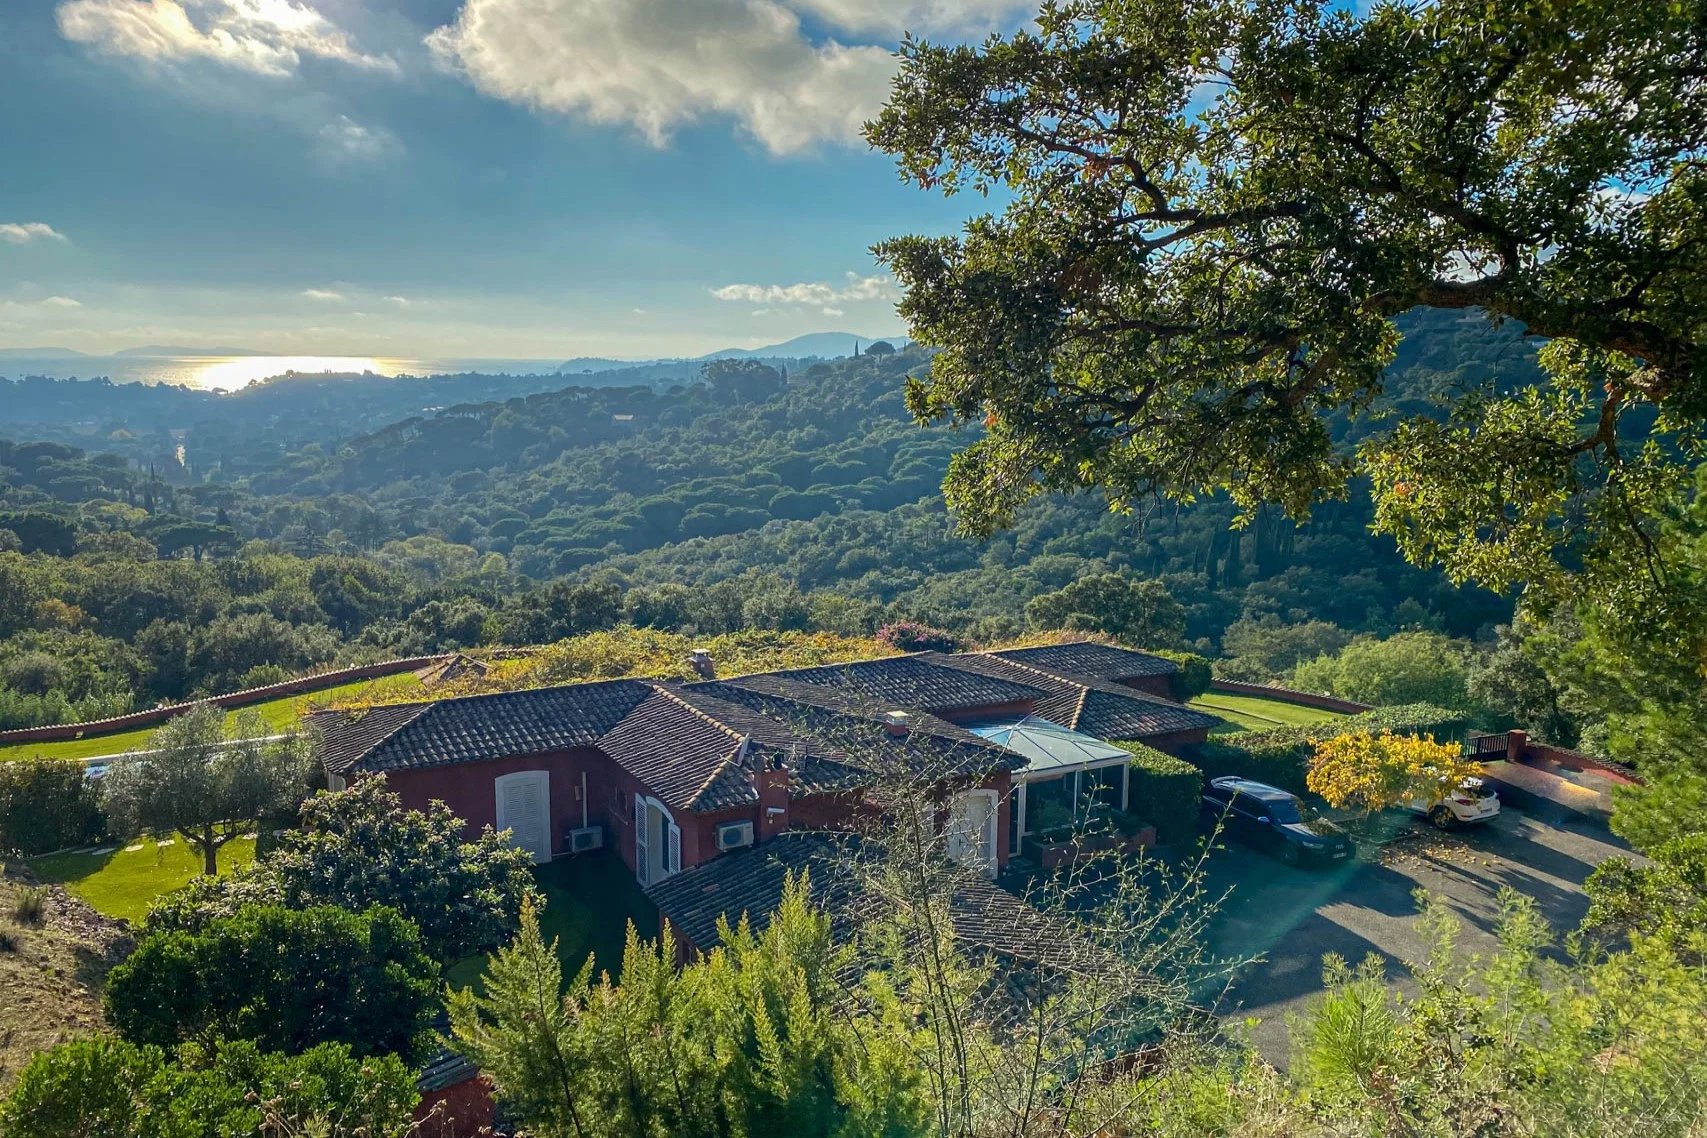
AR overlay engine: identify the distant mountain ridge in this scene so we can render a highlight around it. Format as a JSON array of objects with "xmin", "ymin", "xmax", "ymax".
[
  {"xmin": 0, "ymin": 347, "xmax": 89, "ymax": 359},
  {"xmin": 557, "ymin": 331, "xmax": 908, "ymax": 374},
  {"xmin": 113, "ymin": 345, "xmax": 268, "ymax": 358}
]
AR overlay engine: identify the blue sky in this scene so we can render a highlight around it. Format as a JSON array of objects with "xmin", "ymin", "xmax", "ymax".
[{"xmin": 0, "ymin": 0, "xmax": 1031, "ymax": 358}]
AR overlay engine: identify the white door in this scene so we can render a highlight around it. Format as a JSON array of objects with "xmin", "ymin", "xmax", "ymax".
[
  {"xmin": 947, "ymin": 790, "xmax": 998, "ymax": 877},
  {"xmin": 495, "ymin": 771, "xmax": 551, "ymax": 864},
  {"xmin": 634, "ymin": 796, "xmax": 651, "ymax": 886},
  {"xmin": 634, "ymin": 796, "xmax": 681, "ymax": 886}
]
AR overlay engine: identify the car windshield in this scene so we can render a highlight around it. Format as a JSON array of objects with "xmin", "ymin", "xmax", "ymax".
[{"xmin": 1262, "ymin": 797, "xmax": 1306, "ymax": 824}]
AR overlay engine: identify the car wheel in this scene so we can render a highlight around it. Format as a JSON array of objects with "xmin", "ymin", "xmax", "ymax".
[{"xmin": 1429, "ymin": 806, "xmax": 1456, "ymax": 831}]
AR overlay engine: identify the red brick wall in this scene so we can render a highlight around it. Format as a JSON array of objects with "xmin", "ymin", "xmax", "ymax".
[{"xmin": 0, "ymin": 654, "xmax": 451, "ymax": 745}]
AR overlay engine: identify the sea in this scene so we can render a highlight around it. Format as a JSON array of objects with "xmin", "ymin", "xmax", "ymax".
[{"xmin": 0, "ymin": 354, "xmax": 569, "ymax": 392}]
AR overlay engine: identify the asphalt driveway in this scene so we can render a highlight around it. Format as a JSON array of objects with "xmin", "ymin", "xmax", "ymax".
[{"xmin": 1199, "ymin": 807, "xmax": 1636, "ymax": 1063}]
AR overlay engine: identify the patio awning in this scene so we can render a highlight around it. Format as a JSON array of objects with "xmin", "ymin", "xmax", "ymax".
[{"xmin": 966, "ymin": 716, "xmax": 1132, "ymax": 778}]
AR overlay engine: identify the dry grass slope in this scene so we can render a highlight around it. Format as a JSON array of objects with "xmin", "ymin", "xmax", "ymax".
[{"xmin": 0, "ymin": 866, "xmax": 130, "ymax": 1089}]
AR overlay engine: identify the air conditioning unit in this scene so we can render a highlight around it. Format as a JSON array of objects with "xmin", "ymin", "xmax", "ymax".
[
  {"xmin": 715, "ymin": 820, "xmax": 754, "ymax": 851},
  {"xmin": 567, "ymin": 825, "xmax": 604, "ymax": 854}
]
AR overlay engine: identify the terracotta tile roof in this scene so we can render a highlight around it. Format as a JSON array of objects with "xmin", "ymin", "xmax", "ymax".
[
  {"xmin": 688, "ymin": 675, "xmax": 1021, "ymax": 790},
  {"xmin": 594, "ymin": 688, "xmax": 759, "ymax": 812},
  {"xmin": 761, "ymin": 653, "xmax": 1048, "ymax": 712},
  {"xmin": 310, "ymin": 643, "xmax": 1207, "ymax": 808},
  {"xmin": 310, "ymin": 679, "xmax": 652, "ymax": 774},
  {"xmin": 645, "ymin": 832, "xmax": 1094, "ymax": 972},
  {"xmin": 934, "ymin": 652, "xmax": 1220, "ymax": 740},
  {"xmin": 987, "ymin": 642, "xmax": 1178, "ymax": 682}
]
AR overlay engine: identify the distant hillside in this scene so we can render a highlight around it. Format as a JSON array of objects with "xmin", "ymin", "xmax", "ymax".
[
  {"xmin": 113, "ymin": 345, "xmax": 267, "ymax": 357},
  {"xmin": 556, "ymin": 331, "xmax": 908, "ymax": 373},
  {"xmin": 700, "ymin": 332, "xmax": 907, "ymax": 360},
  {"xmin": 0, "ymin": 347, "xmax": 88, "ymax": 359}
]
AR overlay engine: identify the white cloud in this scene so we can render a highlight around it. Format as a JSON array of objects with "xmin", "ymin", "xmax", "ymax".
[
  {"xmin": 56, "ymin": 0, "xmax": 396, "ymax": 77},
  {"xmin": 786, "ymin": 0, "xmax": 1028, "ymax": 34},
  {"xmin": 426, "ymin": 0, "xmax": 897, "ymax": 154},
  {"xmin": 383, "ymin": 295, "xmax": 411, "ymax": 306},
  {"xmin": 0, "ymin": 295, "xmax": 84, "ymax": 315},
  {"xmin": 0, "ymin": 222, "xmax": 68, "ymax": 245},
  {"xmin": 301, "ymin": 287, "xmax": 344, "ymax": 301},
  {"xmin": 318, "ymin": 115, "xmax": 400, "ymax": 162},
  {"xmin": 711, "ymin": 272, "xmax": 900, "ymax": 314}
]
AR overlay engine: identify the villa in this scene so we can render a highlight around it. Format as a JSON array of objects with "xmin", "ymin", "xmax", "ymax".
[{"xmin": 312, "ymin": 641, "xmax": 1219, "ymax": 947}]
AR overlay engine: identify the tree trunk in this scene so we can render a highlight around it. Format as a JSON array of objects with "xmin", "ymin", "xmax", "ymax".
[{"xmin": 194, "ymin": 826, "xmax": 219, "ymax": 875}]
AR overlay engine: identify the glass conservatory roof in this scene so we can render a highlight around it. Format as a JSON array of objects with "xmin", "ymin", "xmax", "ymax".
[{"xmin": 966, "ymin": 716, "xmax": 1131, "ymax": 777}]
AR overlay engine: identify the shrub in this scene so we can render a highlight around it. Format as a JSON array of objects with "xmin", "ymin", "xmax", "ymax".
[
  {"xmin": 1192, "ymin": 704, "xmax": 1471, "ymax": 796},
  {"xmin": 1118, "ymin": 743, "xmax": 1203, "ymax": 844},
  {"xmin": 0, "ymin": 926, "xmax": 17, "ymax": 954},
  {"xmin": 0, "ymin": 757, "xmax": 106, "ymax": 856},
  {"xmin": 1195, "ymin": 736, "xmax": 1315, "ymax": 795},
  {"xmin": 1150, "ymin": 649, "xmax": 1212, "ymax": 701},
  {"xmin": 877, "ymin": 621, "xmax": 963, "ymax": 653},
  {"xmin": 12, "ymin": 886, "xmax": 46, "ymax": 926},
  {"xmin": 1306, "ymin": 731, "xmax": 1483, "ymax": 813},
  {"xmin": 146, "ymin": 777, "xmax": 540, "ymax": 964},
  {"xmin": 1290, "ymin": 632, "xmax": 1474, "ymax": 710},
  {"xmin": 0, "ymin": 1037, "xmax": 418, "ymax": 1138},
  {"xmin": 106, "ymin": 903, "xmax": 439, "ymax": 1061}
]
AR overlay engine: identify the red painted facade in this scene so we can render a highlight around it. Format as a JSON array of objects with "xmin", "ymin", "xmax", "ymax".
[
  {"xmin": 386, "ymin": 747, "xmax": 612, "ymax": 859},
  {"xmin": 370, "ymin": 670, "xmax": 1193, "ymax": 886},
  {"xmin": 414, "ymin": 1077, "xmax": 495, "ymax": 1138},
  {"xmin": 1139, "ymin": 727, "xmax": 1211, "ymax": 757},
  {"xmin": 1119, "ymin": 675, "xmax": 1178, "ymax": 699}
]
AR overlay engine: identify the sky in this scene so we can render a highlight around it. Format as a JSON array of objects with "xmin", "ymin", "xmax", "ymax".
[{"xmin": 0, "ymin": 0, "xmax": 1034, "ymax": 360}]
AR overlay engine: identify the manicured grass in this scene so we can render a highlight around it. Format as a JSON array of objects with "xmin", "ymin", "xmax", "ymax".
[
  {"xmin": 0, "ymin": 673, "xmax": 423, "ymax": 765},
  {"xmin": 445, "ymin": 852, "xmax": 659, "ymax": 991},
  {"xmin": 28, "ymin": 837, "xmax": 257, "ymax": 924},
  {"xmin": 1190, "ymin": 692, "xmax": 1346, "ymax": 733}
]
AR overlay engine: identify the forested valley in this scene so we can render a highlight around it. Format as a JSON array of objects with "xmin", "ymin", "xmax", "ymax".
[{"xmin": 0, "ymin": 309, "xmax": 1559, "ymax": 736}]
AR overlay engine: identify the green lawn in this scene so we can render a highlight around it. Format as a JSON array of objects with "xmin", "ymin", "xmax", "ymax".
[
  {"xmin": 28, "ymin": 837, "xmax": 258, "ymax": 923},
  {"xmin": 446, "ymin": 853, "xmax": 659, "ymax": 991},
  {"xmin": 0, "ymin": 673, "xmax": 423, "ymax": 765},
  {"xmin": 1190, "ymin": 692, "xmax": 1346, "ymax": 733}
]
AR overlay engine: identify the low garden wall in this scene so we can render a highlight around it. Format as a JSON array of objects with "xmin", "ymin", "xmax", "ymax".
[
  {"xmin": 1206, "ymin": 679, "xmax": 1373, "ymax": 714},
  {"xmin": 0, "ymin": 654, "xmax": 453, "ymax": 745}
]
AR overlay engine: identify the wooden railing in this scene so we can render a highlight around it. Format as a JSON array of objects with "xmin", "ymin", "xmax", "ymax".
[{"xmin": 1469, "ymin": 732, "xmax": 1511, "ymax": 757}]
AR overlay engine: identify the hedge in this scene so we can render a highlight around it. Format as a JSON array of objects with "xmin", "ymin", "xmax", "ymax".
[
  {"xmin": 1149, "ymin": 649, "xmax": 1213, "ymax": 701},
  {"xmin": 0, "ymin": 757, "xmax": 106, "ymax": 856},
  {"xmin": 1192, "ymin": 703, "xmax": 1470, "ymax": 796},
  {"xmin": 1116, "ymin": 742, "xmax": 1203, "ymax": 845}
]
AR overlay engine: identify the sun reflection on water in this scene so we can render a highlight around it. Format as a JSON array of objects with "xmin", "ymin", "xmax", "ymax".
[{"xmin": 189, "ymin": 356, "xmax": 403, "ymax": 391}]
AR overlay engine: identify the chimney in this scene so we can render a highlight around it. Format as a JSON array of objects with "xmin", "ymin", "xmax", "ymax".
[
  {"xmin": 883, "ymin": 710, "xmax": 910, "ymax": 738},
  {"xmin": 688, "ymin": 648, "xmax": 716, "ymax": 680}
]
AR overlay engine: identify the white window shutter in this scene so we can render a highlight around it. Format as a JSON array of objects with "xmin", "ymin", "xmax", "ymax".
[
  {"xmin": 634, "ymin": 797, "xmax": 649, "ymax": 886},
  {"xmin": 667, "ymin": 822, "xmax": 681, "ymax": 878}
]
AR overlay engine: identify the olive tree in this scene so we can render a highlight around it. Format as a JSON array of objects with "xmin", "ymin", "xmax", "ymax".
[{"xmin": 103, "ymin": 704, "xmax": 311, "ymax": 875}]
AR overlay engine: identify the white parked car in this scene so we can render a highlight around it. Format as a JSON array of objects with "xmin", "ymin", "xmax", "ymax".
[{"xmin": 1404, "ymin": 777, "xmax": 1500, "ymax": 829}]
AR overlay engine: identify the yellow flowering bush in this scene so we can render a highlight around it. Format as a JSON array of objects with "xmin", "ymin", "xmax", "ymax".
[{"xmin": 1306, "ymin": 730, "xmax": 1483, "ymax": 813}]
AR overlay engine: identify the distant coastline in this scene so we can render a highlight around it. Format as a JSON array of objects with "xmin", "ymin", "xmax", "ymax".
[{"xmin": 0, "ymin": 354, "xmax": 571, "ymax": 390}]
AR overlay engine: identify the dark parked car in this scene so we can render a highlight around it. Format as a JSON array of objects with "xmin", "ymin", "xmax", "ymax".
[{"xmin": 1200, "ymin": 776, "xmax": 1355, "ymax": 865}]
